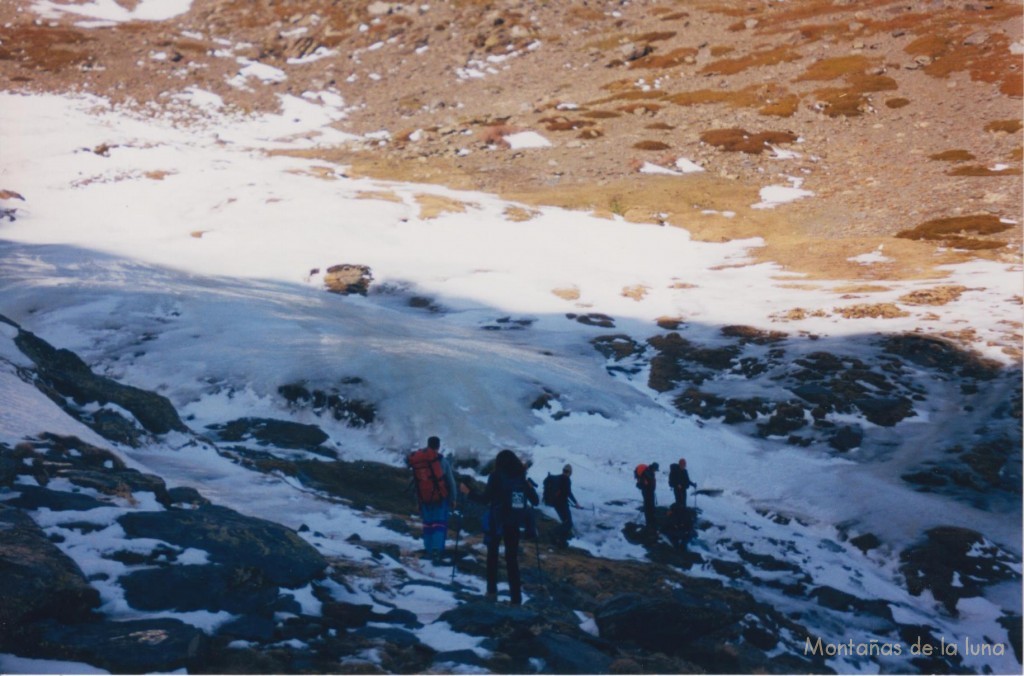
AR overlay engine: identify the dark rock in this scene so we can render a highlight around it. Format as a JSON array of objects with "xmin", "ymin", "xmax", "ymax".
[
  {"xmin": 883, "ymin": 334, "xmax": 1001, "ymax": 380},
  {"xmin": 7, "ymin": 485, "xmax": 109, "ymax": 512},
  {"xmin": 0, "ymin": 446, "xmax": 20, "ymax": 487},
  {"xmin": 810, "ymin": 586, "xmax": 894, "ymax": 622},
  {"xmin": 29, "ymin": 618, "xmax": 206, "ymax": 674},
  {"xmin": 438, "ymin": 601, "xmax": 540, "ymax": 638},
  {"xmin": 278, "ymin": 385, "xmax": 376, "ymax": 428},
  {"xmin": 828, "ymin": 425, "xmax": 863, "ymax": 451},
  {"xmin": 720, "ymin": 325, "xmax": 787, "ymax": 344},
  {"xmin": 998, "ymin": 613, "xmax": 1022, "ymax": 664},
  {"xmin": 218, "ymin": 614, "xmax": 277, "ymax": 642},
  {"xmin": 166, "ymin": 486, "xmax": 210, "ymax": 507},
  {"xmin": 849, "ymin": 533, "xmax": 881, "ymax": 554},
  {"xmin": 902, "ymin": 468, "xmax": 948, "ymax": 488},
  {"xmin": 86, "ymin": 408, "xmax": 141, "ymax": 446},
  {"xmin": 322, "ymin": 601, "xmax": 374, "ymax": 629},
  {"xmin": 592, "ymin": 334, "xmax": 642, "ymax": 361},
  {"xmin": 121, "ymin": 564, "xmax": 280, "ymax": 614},
  {"xmin": 352, "ymin": 625, "xmax": 422, "ymax": 648},
  {"xmin": 0, "ymin": 505, "xmax": 100, "ymax": 642},
  {"xmin": 853, "ymin": 396, "xmax": 915, "ymax": 426},
  {"xmin": 323, "ymin": 264, "xmax": 373, "ymax": 295},
  {"xmin": 433, "ymin": 648, "xmax": 491, "ymax": 670},
  {"xmin": 532, "ymin": 632, "xmax": 613, "ymax": 674},
  {"xmin": 61, "ymin": 468, "xmax": 172, "ymax": 506},
  {"xmin": 207, "ymin": 417, "xmax": 331, "ymax": 452},
  {"xmin": 673, "ymin": 388, "xmax": 725, "ymax": 419},
  {"xmin": 900, "ymin": 526, "xmax": 1021, "ymax": 614},
  {"xmin": 576, "ymin": 313, "xmax": 616, "ymax": 328},
  {"xmin": 790, "ymin": 383, "xmax": 836, "ymax": 408},
  {"xmin": 758, "ymin": 402, "xmax": 807, "ymax": 437},
  {"xmin": 594, "ymin": 592, "xmax": 740, "ymax": 653},
  {"xmin": 375, "ymin": 607, "xmax": 421, "ymax": 627},
  {"xmin": 118, "ymin": 504, "xmax": 327, "ymax": 587},
  {"xmin": 12, "ymin": 322, "xmax": 187, "ymax": 436}
]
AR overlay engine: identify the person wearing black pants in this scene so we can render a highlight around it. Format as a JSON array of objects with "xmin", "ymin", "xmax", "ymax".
[
  {"xmin": 552, "ymin": 464, "xmax": 580, "ymax": 546},
  {"xmin": 461, "ymin": 449, "xmax": 539, "ymax": 605}
]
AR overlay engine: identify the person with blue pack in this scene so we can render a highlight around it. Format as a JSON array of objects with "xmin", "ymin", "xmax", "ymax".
[{"xmin": 460, "ymin": 449, "xmax": 538, "ymax": 605}]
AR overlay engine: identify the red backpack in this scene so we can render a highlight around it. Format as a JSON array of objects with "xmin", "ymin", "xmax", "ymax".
[
  {"xmin": 635, "ymin": 464, "xmax": 652, "ymax": 490},
  {"xmin": 408, "ymin": 448, "xmax": 449, "ymax": 504}
]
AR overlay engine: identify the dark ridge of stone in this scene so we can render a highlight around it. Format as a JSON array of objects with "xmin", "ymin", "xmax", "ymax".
[
  {"xmin": 28, "ymin": 618, "xmax": 207, "ymax": 674},
  {"xmin": 0, "ymin": 504, "xmax": 100, "ymax": 642},
  {"xmin": 121, "ymin": 564, "xmax": 280, "ymax": 614},
  {"xmin": 206, "ymin": 417, "xmax": 331, "ymax": 452},
  {"xmin": 7, "ymin": 317, "xmax": 187, "ymax": 437},
  {"xmin": 118, "ymin": 504, "xmax": 327, "ymax": 588},
  {"xmin": 7, "ymin": 485, "xmax": 109, "ymax": 512}
]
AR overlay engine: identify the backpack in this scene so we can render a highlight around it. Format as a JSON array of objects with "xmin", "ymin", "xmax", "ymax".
[
  {"xmin": 542, "ymin": 473, "xmax": 562, "ymax": 507},
  {"xmin": 492, "ymin": 472, "xmax": 536, "ymax": 538},
  {"xmin": 408, "ymin": 448, "xmax": 449, "ymax": 504},
  {"xmin": 668, "ymin": 463, "xmax": 683, "ymax": 489},
  {"xmin": 635, "ymin": 464, "xmax": 652, "ymax": 491}
]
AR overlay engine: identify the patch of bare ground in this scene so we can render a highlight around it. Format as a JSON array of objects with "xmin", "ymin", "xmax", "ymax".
[{"xmin": 0, "ymin": 0, "xmax": 1020, "ymax": 287}]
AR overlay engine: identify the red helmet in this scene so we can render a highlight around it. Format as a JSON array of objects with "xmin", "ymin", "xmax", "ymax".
[{"xmin": 678, "ymin": 458, "xmax": 687, "ymax": 468}]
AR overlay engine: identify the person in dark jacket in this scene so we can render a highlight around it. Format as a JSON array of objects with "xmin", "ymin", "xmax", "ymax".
[
  {"xmin": 552, "ymin": 464, "xmax": 580, "ymax": 546},
  {"xmin": 636, "ymin": 462, "xmax": 659, "ymax": 531},
  {"xmin": 460, "ymin": 449, "xmax": 539, "ymax": 605},
  {"xmin": 668, "ymin": 457, "xmax": 697, "ymax": 509}
]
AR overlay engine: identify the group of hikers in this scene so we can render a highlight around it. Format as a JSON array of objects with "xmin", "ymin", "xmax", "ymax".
[{"xmin": 406, "ymin": 436, "xmax": 698, "ymax": 606}]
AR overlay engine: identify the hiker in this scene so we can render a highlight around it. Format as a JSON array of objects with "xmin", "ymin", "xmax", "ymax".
[
  {"xmin": 460, "ymin": 449, "xmax": 539, "ymax": 605},
  {"xmin": 407, "ymin": 436, "xmax": 457, "ymax": 564},
  {"xmin": 543, "ymin": 464, "xmax": 580, "ymax": 546},
  {"xmin": 634, "ymin": 462, "xmax": 659, "ymax": 531},
  {"xmin": 668, "ymin": 457, "xmax": 697, "ymax": 509}
]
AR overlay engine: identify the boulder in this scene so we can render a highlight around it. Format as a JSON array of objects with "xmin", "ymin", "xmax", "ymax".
[
  {"xmin": 594, "ymin": 591, "xmax": 740, "ymax": 653},
  {"xmin": 810, "ymin": 586, "xmax": 894, "ymax": 622},
  {"xmin": 6, "ymin": 486, "xmax": 109, "ymax": 512},
  {"xmin": 118, "ymin": 504, "xmax": 327, "ymax": 587},
  {"xmin": 12, "ymin": 323, "xmax": 187, "ymax": 437},
  {"xmin": 438, "ymin": 601, "xmax": 540, "ymax": 638},
  {"xmin": 219, "ymin": 614, "xmax": 277, "ymax": 642},
  {"xmin": 207, "ymin": 417, "xmax": 331, "ymax": 453},
  {"xmin": 321, "ymin": 601, "xmax": 374, "ymax": 629},
  {"xmin": 61, "ymin": 468, "xmax": 172, "ymax": 506},
  {"xmin": 900, "ymin": 526, "xmax": 1020, "ymax": 614},
  {"xmin": 323, "ymin": 264, "xmax": 373, "ymax": 295},
  {"xmin": 29, "ymin": 618, "xmax": 206, "ymax": 673},
  {"xmin": 0, "ymin": 505, "xmax": 100, "ymax": 643},
  {"xmin": 853, "ymin": 396, "xmax": 915, "ymax": 426},
  {"xmin": 121, "ymin": 564, "xmax": 280, "ymax": 614},
  {"xmin": 532, "ymin": 632, "xmax": 613, "ymax": 674},
  {"xmin": 828, "ymin": 425, "xmax": 863, "ymax": 451}
]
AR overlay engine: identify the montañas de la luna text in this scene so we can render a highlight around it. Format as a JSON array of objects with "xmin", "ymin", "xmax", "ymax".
[{"xmin": 804, "ymin": 636, "xmax": 1007, "ymax": 658}]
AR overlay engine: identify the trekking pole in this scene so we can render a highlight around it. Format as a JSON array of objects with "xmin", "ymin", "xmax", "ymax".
[
  {"xmin": 534, "ymin": 534, "xmax": 543, "ymax": 581},
  {"xmin": 450, "ymin": 510, "xmax": 462, "ymax": 583}
]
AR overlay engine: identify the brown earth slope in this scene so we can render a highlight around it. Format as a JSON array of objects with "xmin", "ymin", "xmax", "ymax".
[{"xmin": 1, "ymin": 0, "xmax": 1021, "ymax": 282}]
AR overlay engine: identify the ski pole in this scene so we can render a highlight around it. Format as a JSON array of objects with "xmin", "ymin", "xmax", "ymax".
[{"xmin": 450, "ymin": 510, "xmax": 462, "ymax": 582}]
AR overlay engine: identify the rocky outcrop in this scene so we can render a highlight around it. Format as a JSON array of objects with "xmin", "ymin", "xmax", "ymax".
[
  {"xmin": 0, "ymin": 505, "xmax": 100, "ymax": 644},
  {"xmin": 206, "ymin": 417, "xmax": 334, "ymax": 455},
  {"xmin": 2, "ymin": 314, "xmax": 187, "ymax": 442},
  {"xmin": 900, "ymin": 526, "xmax": 1021, "ymax": 615},
  {"xmin": 25, "ymin": 618, "xmax": 207, "ymax": 674},
  {"xmin": 119, "ymin": 505, "xmax": 327, "ymax": 588},
  {"xmin": 322, "ymin": 264, "xmax": 373, "ymax": 296}
]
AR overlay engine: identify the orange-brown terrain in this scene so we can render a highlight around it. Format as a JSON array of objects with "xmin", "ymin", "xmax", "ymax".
[{"xmin": 1, "ymin": 0, "xmax": 1021, "ymax": 283}]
